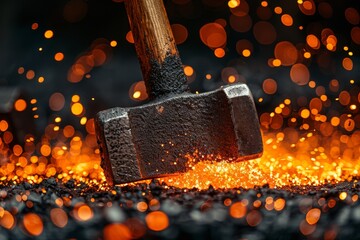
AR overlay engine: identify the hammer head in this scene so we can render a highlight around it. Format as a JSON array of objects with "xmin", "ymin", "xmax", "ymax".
[{"xmin": 95, "ymin": 83, "xmax": 263, "ymax": 185}]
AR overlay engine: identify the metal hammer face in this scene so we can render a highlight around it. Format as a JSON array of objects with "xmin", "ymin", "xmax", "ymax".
[{"xmin": 95, "ymin": 83, "xmax": 262, "ymax": 185}]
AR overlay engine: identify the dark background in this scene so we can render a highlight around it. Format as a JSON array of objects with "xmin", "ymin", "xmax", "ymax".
[{"xmin": 0, "ymin": 0, "xmax": 359, "ymax": 135}]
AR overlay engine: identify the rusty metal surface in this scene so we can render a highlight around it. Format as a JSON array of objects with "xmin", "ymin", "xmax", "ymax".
[{"xmin": 95, "ymin": 83, "xmax": 263, "ymax": 184}]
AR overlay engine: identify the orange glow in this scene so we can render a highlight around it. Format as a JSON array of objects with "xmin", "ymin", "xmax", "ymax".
[
  {"xmin": 0, "ymin": 120, "xmax": 9, "ymax": 132},
  {"xmin": 274, "ymin": 41, "xmax": 298, "ymax": 66},
  {"xmin": 306, "ymin": 34, "xmax": 320, "ymax": 49},
  {"xmin": 304, "ymin": 52, "xmax": 311, "ymax": 58},
  {"xmin": 246, "ymin": 210, "xmax": 262, "ymax": 226},
  {"xmin": 230, "ymin": 0, "xmax": 248, "ymax": 16},
  {"xmin": 253, "ymin": 21, "xmax": 276, "ymax": 45},
  {"xmin": 351, "ymin": 27, "xmax": 360, "ymax": 45},
  {"xmin": 184, "ymin": 66, "xmax": 194, "ymax": 76},
  {"xmin": 242, "ymin": 49, "xmax": 251, "ymax": 57},
  {"xmin": 171, "ymin": 24, "xmax": 188, "ymax": 44},
  {"xmin": 342, "ymin": 58, "xmax": 353, "ymax": 71},
  {"xmin": 263, "ymin": 78, "xmax": 277, "ymax": 95},
  {"xmin": 290, "ymin": 63, "xmax": 310, "ymax": 85},
  {"xmin": 0, "ymin": 211, "xmax": 15, "ymax": 229},
  {"xmin": 228, "ymin": 0, "xmax": 239, "ymax": 8},
  {"xmin": 50, "ymin": 208, "xmax": 68, "ymax": 228},
  {"xmin": 31, "ymin": 22, "xmax": 39, "ymax": 30},
  {"xmin": 214, "ymin": 48, "xmax": 225, "ymax": 58},
  {"xmin": 126, "ymin": 31, "xmax": 134, "ymax": 43},
  {"xmin": 230, "ymin": 202, "xmax": 247, "ymax": 218},
  {"xmin": 14, "ymin": 99, "xmax": 27, "ymax": 112},
  {"xmin": 306, "ymin": 208, "xmax": 321, "ymax": 225},
  {"xmin": 299, "ymin": 0, "xmax": 316, "ymax": 15},
  {"xmin": 281, "ymin": 14, "xmax": 293, "ymax": 26},
  {"xmin": 137, "ymin": 202, "xmax": 148, "ymax": 212},
  {"xmin": 110, "ymin": 40, "xmax": 117, "ymax": 47},
  {"xmin": 26, "ymin": 70, "xmax": 35, "ymax": 80},
  {"xmin": 145, "ymin": 211, "xmax": 169, "ymax": 231},
  {"xmin": 272, "ymin": 59, "xmax": 281, "ymax": 67},
  {"xmin": 23, "ymin": 213, "xmax": 43, "ymax": 236},
  {"xmin": 18, "ymin": 67, "xmax": 25, "ymax": 74},
  {"xmin": 200, "ymin": 23, "xmax": 227, "ymax": 48},
  {"xmin": 44, "ymin": 30, "xmax": 54, "ymax": 39},
  {"xmin": 104, "ymin": 224, "xmax": 131, "ymax": 240},
  {"xmin": 71, "ymin": 103, "xmax": 84, "ymax": 116},
  {"xmin": 274, "ymin": 198, "xmax": 286, "ymax": 211},
  {"xmin": 274, "ymin": 7, "xmax": 282, "ymax": 14},
  {"xmin": 299, "ymin": 220, "xmax": 316, "ymax": 235},
  {"xmin": 74, "ymin": 204, "xmax": 93, "ymax": 221},
  {"xmin": 54, "ymin": 52, "xmax": 65, "ymax": 61}
]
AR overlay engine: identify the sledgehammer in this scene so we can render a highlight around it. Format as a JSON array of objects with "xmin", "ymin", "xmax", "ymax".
[{"xmin": 95, "ymin": 0, "xmax": 263, "ymax": 185}]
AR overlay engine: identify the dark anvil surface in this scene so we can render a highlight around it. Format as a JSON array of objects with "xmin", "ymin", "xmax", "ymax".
[{"xmin": 0, "ymin": 179, "xmax": 359, "ymax": 240}]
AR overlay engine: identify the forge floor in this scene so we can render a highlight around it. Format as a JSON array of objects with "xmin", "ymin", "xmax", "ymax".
[{"xmin": 0, "ymin": 179, "xmax": 359, "ymax": 240}]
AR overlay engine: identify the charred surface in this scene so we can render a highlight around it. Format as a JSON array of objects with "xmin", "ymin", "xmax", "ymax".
[{"xmin": 147, "ymin": 53, "xmax": 189, "ymax": 100}]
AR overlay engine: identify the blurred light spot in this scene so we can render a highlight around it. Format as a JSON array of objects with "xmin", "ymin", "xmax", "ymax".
[
  {"xmin": 230, "ymin": 202, "xmax": 247, "ymax": 218},
  {"xmin": 230, "ymin": 14, "xmax": 252, "ymax": 33},
  {"xmin": 230, "ymin": 0, "xmax": 249, "ymax": 16},
  {"xmin": 0, "ymin": 211, "xmax": 15, "ymax": 229},
  {"xmin": 290, "ymin": 63, "xmax": 310, "ymax": 85},
  {"xmin": 26, "ymin": 70, "xmax": 35, "ymax": 80},
  {"xmin": 306, "ymin": 34, "xmax": 320, "ymax": 49},
  {"xmin": 31, "ymin": 23, "xmax": 39, "ymax": 30},
  {"xmin": 49, "ymin": 93, "xmax": 65, "ymax": 111},
  {"xmin": 145, "ymin": 211, "xmax": 169, "ymax": 231},
  {"xmin": 345, "ymin": 8, "xmax": 359, "ymax": 25},
  {"xmin": 246, "ymin": 210, "xmax": 262, "ymax": 226},
  {"xmin": 14, "ymin": 99, "xmax": 27, "ymax": 112},
  {"xmin": 299, "ymin": 0, "xmax": 316, "ymax": 15},
  {"xmin": 184, "ymin": 66, "xmax": 194, "ymax": 76},
  {"xmin": 253, "ymin": 21, "xmax": 277, "ymax": 45},
  {"xmin": 236, "ymin": 39, "xmax": 253, "ymax": 55},
  {"xmin": 263, "ymin": 78, "xmax": 277, "ymax": 95},
  {"xmin": 281, "ymin": 14, "xmax": 293, "ymax": 26},
  {"xmin": 50, "ymin": 208, "xmax": 68, "ymax": 228},
  {"xmin": 44, "ymin": 30, "xmax": 54, "ymax": 39},
  {"xmin": 242, "ymin": 49, "xmax": 251, "ymax": 57},
  {"xmin": 351, "ymin": 27, "xmax": 360, "ymax": 44},
  {"xmin": 129, "ymin": 81, "xmax": 148, "ymax": 101},
  {"xmin": 342, "ymin": 58, "xmax": 353, "ymax": 71},
  {"xmin": 71, "ymin": 103, "xmax": 84, "ymax": 116},
  {"xmin": 274, "ymin": 41, "xmax": 298, "ymax": 66},
  {"xmin": 214, "ymin": 48, "xmax": 225, "ymax": 58},
  {"xmin": 126, "ymin": 31, "xmax": 134, "ymax": 44},
  {"xmin": 0, "ymin": 120, "xmax": 8, "ymax": 132},
  {"xmin": 306, "ymin": 208, "xmax": 321, "ymax": 225},
  {"xmin": 103, "ymin": 224, "xmax": 131, "ymax": 240},
  {"xmin": 200, "ymin": 23, "xmax": 227, "ymax": 48},
  {"xmin": 38, "ymin": 76, "xmax": 45, "ymax": 83},
  {"xmin": 274, "ymin": 7, "xmax": 282, "ymax": 14},
  {"xmin": 171, "ymin": 24, "xmax": 188, "ymax": 44},
  {"xmin": 54, "ymin": 52, "xmax": 64, "ymax": 61},
  {"xmin": 110, "ymin": 40, "xmax": 117, "ymax": 47},
  {"xmin": 318, "ymin": 2, "xmax": 333, "ymax": 18},
  {"xmin": 228, "ymin": 0, "xmax": 239, "ymax": 8},
  {"xmin": 23, "ymin": 213, "xmax": 43, "ymax": 236}
]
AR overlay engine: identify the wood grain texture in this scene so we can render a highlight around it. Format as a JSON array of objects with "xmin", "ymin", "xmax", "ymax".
[{"xmin": 125, "ymin": 0, "xmax": 188, "ymax": 99}]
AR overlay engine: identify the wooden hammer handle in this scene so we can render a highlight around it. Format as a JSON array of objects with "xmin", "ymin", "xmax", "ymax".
[{"xmin": 125, "ymin": 0, "xmax": 188, "ymax": 99}]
